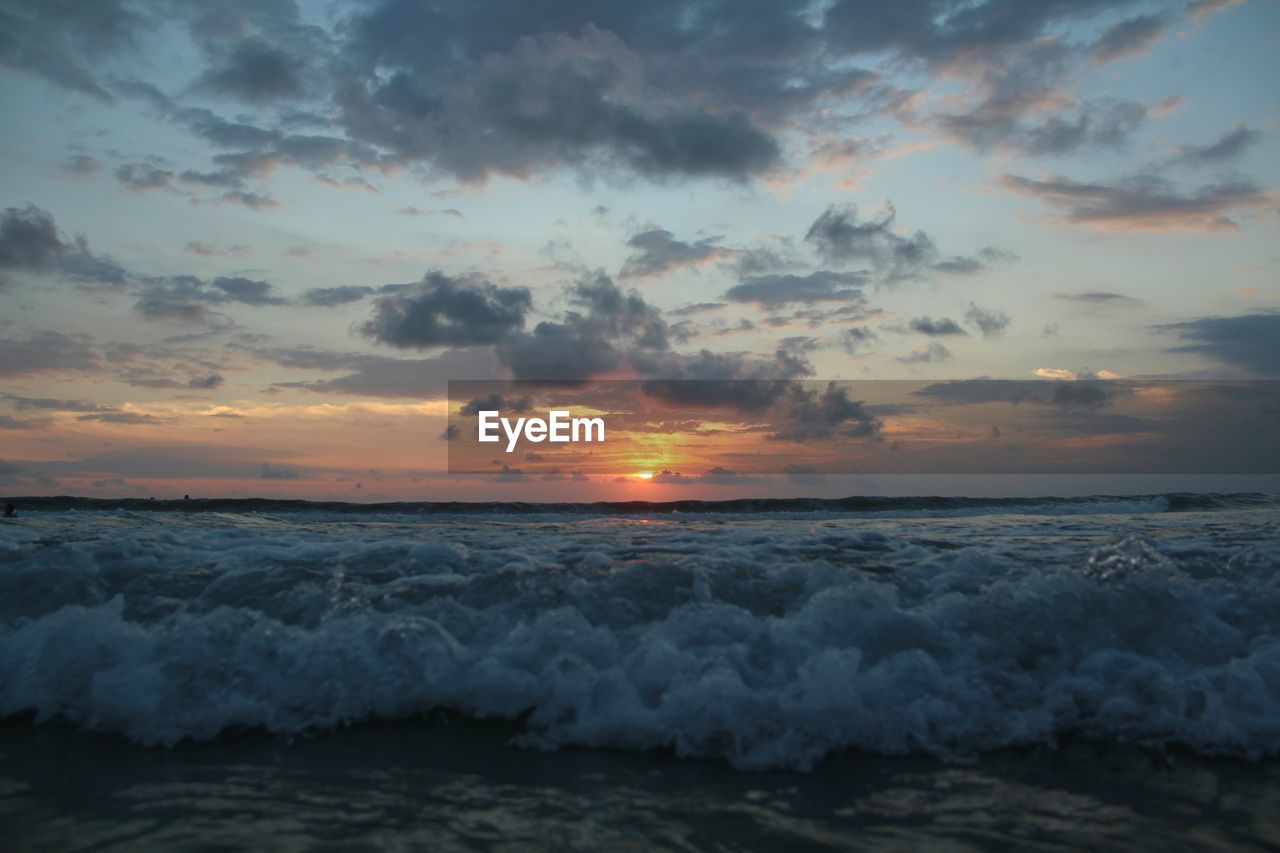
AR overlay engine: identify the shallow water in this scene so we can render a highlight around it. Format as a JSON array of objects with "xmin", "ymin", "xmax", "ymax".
[{"xmin": 4, "ymin": 717, "xmax": 1278, "ymax": 851}]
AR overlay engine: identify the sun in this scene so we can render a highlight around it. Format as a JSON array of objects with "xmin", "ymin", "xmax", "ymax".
[{"xmin": 637, "ymin": 471, "xmax": 653, "ymax": 480}]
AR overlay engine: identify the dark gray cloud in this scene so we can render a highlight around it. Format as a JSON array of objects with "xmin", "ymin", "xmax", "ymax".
[
  {"xmin": 804, "ymin": 204, "xmax": 936, "ymax": 279},
  {"xmin": 965, "ymin": 304, "xmax": 1010, "ymax": 338},
  {"xmin": 1016, "ymin": 100, "xmax": 1147, "ymax": 157},
  {"xmin": 338, "ymin": 25, "xmax": 780, "ymax": 183},
  {"xmin": 1173, "ymin": 126, "xmax": 1261, "ymax": 167},
  {"xmin": 637, "ymin": 349, "xmax": 813, "ymax": 413},
  {"xmin": 461, "ymin": 393, "xmax": 531, "ymax": 416},
  {"xmin": 0, "ymin": 0, "xmax": 140, "ymax": 100},
  {"xmin": 197, "ymin": 38, "xmax": 306, "ymax": 103},
  {"xmin": 908, "ymin": 316, "xmax": 967, "ymax": 337},
  {"xmin": 1157, "ymin": 313, "xmax": 1280, "ymax": 376},
  {"xmin": 0, "ymin": 392, "xmax": 109, "ymax": 412},
  {"xmin": 6, "ymin": 0, "xmax": 1237, "ymax": 190},
  {"xmin": 669, "ymin": 302, "xmax": 727, "ymax": 317},
  {"xmin": 0, "ymin": 204, "xmax": 128, "ymax": 288},
  {"xmin": 1001, "ymin": 173, "xmax": 1271, "ymax": 232},
  {"xmin": 0, "ymin": 330, "xmax": 99, "ymax": 377},
  {"xmin": 619, "ymin": 229, "xmax": 733, "ymax": 279},
  {"xmin": 361, "ymin": 271, "xmax": 532, "ymax": 349},
  {"xmin": 1056, "ymin": 291, "xmax": 1139, "ymax": 305},
  {"xmin": 0, "ymin": 204, "xmax": 67, "ymax": 279},
  {"xmin": 0, "ymin": 414, "xmax": 35, "ymax": 429},
  {"xmin": 725, "ymin": 270, "xmax": 869, "ymax": 307},
  {"xmin": 496, "ymin": 274, "xmax": 669, "ymax": 380},
  {"xmin": 1090, "ymin": 14, "xmax": 1171, "ymax": 64},
  {"xmin": 210, "ymin": 276, "xmax": 284, "ymax": 305},
  {"xmin": 767, "ymin": 382, "xmax": 882, "ymax": 442},
  {"xmin": 134, "ymin": 273, "xmax": 284, "ymax": 323},
  {"xmin": 300, "ymin": 285, "xmax": 377, "ymax": 307}
]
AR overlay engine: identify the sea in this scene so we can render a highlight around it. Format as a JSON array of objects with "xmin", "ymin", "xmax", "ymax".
[{"xmin": 2, "ymin": 494, "xmax": 1278, "ymax": 850}]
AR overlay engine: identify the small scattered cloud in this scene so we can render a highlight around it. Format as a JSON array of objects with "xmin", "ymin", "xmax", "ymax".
[
  {"xmin": 908, "ymin": 316, "xmax": 967, "ymax": 337},
  {"xmin": 260, "ymin": 461, "xmax": 300, "ymax": 479},
  {"xmin": 898, "ymin": 342, "xmax": 952, "ymax": 364},
  {"xmin": 1000, "ymin": 173, "xmax": 1272, "ymax": 232}
]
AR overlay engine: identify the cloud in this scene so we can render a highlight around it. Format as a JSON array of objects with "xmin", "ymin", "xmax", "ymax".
[
  {"xmin": 637, "ymin": 349, "xmax": 813, "ymax": 413},
  {"xmin": 76, "ymin": 412, "xmax": 164, "ymax": 425},
  {"xmin": 908, "ymin": 316, "xmax": 967, "ymax": 337},
  {"xmin": 965, "ymin": 304, "xmax": 1010, "ymax": 338},
  {"xmin": 766, "ymin": 382, "xmax": 882, "ymax": 442},
  {"xmin": 114, "ymin": 163, "xmax": 175, "ymax": 192},
  {"xmin": 0, "ymin": 415, "xmax": 36, "ymax": 429},
  {"xmin": 460, "ymin": 393, "xmax": 531, "ymax": 416},
  {"xmin": 0, "ymin": 0, "xmax": 139, "ymax": 100},
  {"xmin": 210, "ymin": 276, "xmax": 285, "ymax": 305},
  {"xmin": 669, "ymin": 302, "xmax": 727, "ymax": 317},
  {"xmin": 725, "ymin": 271, "xmax": 869, "ymax": 308},
  {"xmin": 804, "ymin": 203, "xmax": 936, "ymax": 279},
  {"xmin": 1156, "ymin": 312, "xmax": 1280, "ymax": 376},
  {"xmin": 187, "ymin": 374, "xmax": 224, "ymax": 390},
  {"xmin": 260, "ymin": 461, "xmax": 299, "ymax": 480},
  {"xmin": 133, "ymin": 274, "xmax": 284, "ymax": 324},
  {"xmin": 1055, "ymin": 291, "xmax": 1139, "ymax": 305},
  {"xmin": 1173, "ymin": 126, "xmax": 1261, "ymax": 168},
  {"xmin": 495, "ymin": 274, "xmax": 669, "ymax": 380},
  {"xmin": 619, "ymin": 229, "xmax": 734, "ymax": 279},
  {"xmin": 1090, "ymin": 14, "xmax": 1171, "ymax": 65},
  {"xmin": 397, "ymin": 206, "xmax": 463, "ymax": 218},
  {"xmin": 300, "ymin": 285, "xmax": 377, "ymax": 307},
  {"xmin": 914, "ymin": 378, "xmax": 1116, "ymax": 409},
  {"xmin": 264, "ymin": 346, "xmax": 498, "ymax": 398},
  {"xmin": 0, "ymin": 330, "xmax": 99, "ymax": 377},
  {"xmin": 0, "ymin": 204, "xmax": 68, "ymax": 282},
  {"xmin": 898, "ymin": 342, "xmax": 952, "ymax": 365},
  {"xmin": 184, "ymin": 241, "xmax": 250, "ymax": 257},
  {"xmin": 0, "ymin": 392, "xmax": 108, "ymax": 412},
  {"xmin": 0, "ymin": 204, "xmax": 127, "ymax": 289},
  {"xmin": 651, "ymin": 467, "xmax": 759, "ymax": 486},
  {"xmin": 494, "ymin": 464, "xmax": 527, "ymax": 482},
  {"xmin": 1010, "ymin": 101, "xmax": 1148, "ymax": 157},
  {"xmin": 197, "ymin": 39, "xmax": 306, "ymax": 103},
  {"xmin": 785, "ymin": 464, "xmax": 826, "ymax": 484},
  {"xmin": 361, "ymin": 271, "xmax": 532, "ymax": 349},
  {"xmin": 1000, "ymin": 173, "xmax": 1273, "ymax": 232},
  {"xmin": 338, "ymin": 26, "xmax": 779, "ymax": 183},
  {"xmin": 63, "ymin": 154, "xmax": 101, "ymax": 176},
  {"xmin": 839, "ymin": 326, "xmax": 878, "ymax": 354}
]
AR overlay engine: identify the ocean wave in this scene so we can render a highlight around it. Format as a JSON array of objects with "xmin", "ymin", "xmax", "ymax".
[{"xmin": 2, "ymin": 510, "xmax": 1278, "ymax": 769}]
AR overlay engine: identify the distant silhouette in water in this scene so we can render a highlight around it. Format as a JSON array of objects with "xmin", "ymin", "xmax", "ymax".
[
  {"xmin": 3, "ymin": 503, "xmax": 15, "ymax": 518},
  {"xmin": 184, "ymin": 495, "xmax": 190, "ymax": 501}
]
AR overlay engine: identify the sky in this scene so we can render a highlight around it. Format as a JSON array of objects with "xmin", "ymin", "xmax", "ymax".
[{"xmin": 0, "ymin": 0, "xmax": 1277, "ymax": 501}]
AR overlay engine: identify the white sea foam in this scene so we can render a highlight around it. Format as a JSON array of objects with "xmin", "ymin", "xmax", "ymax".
[{"xmin": 1, "ymin": 508, "xmax": 1278, "ymax": 769}]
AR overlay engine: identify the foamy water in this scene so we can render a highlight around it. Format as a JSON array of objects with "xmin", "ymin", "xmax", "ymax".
[{"xmin": 2, "ymin": 496, "xmax": 1278, "ymax": 770}]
